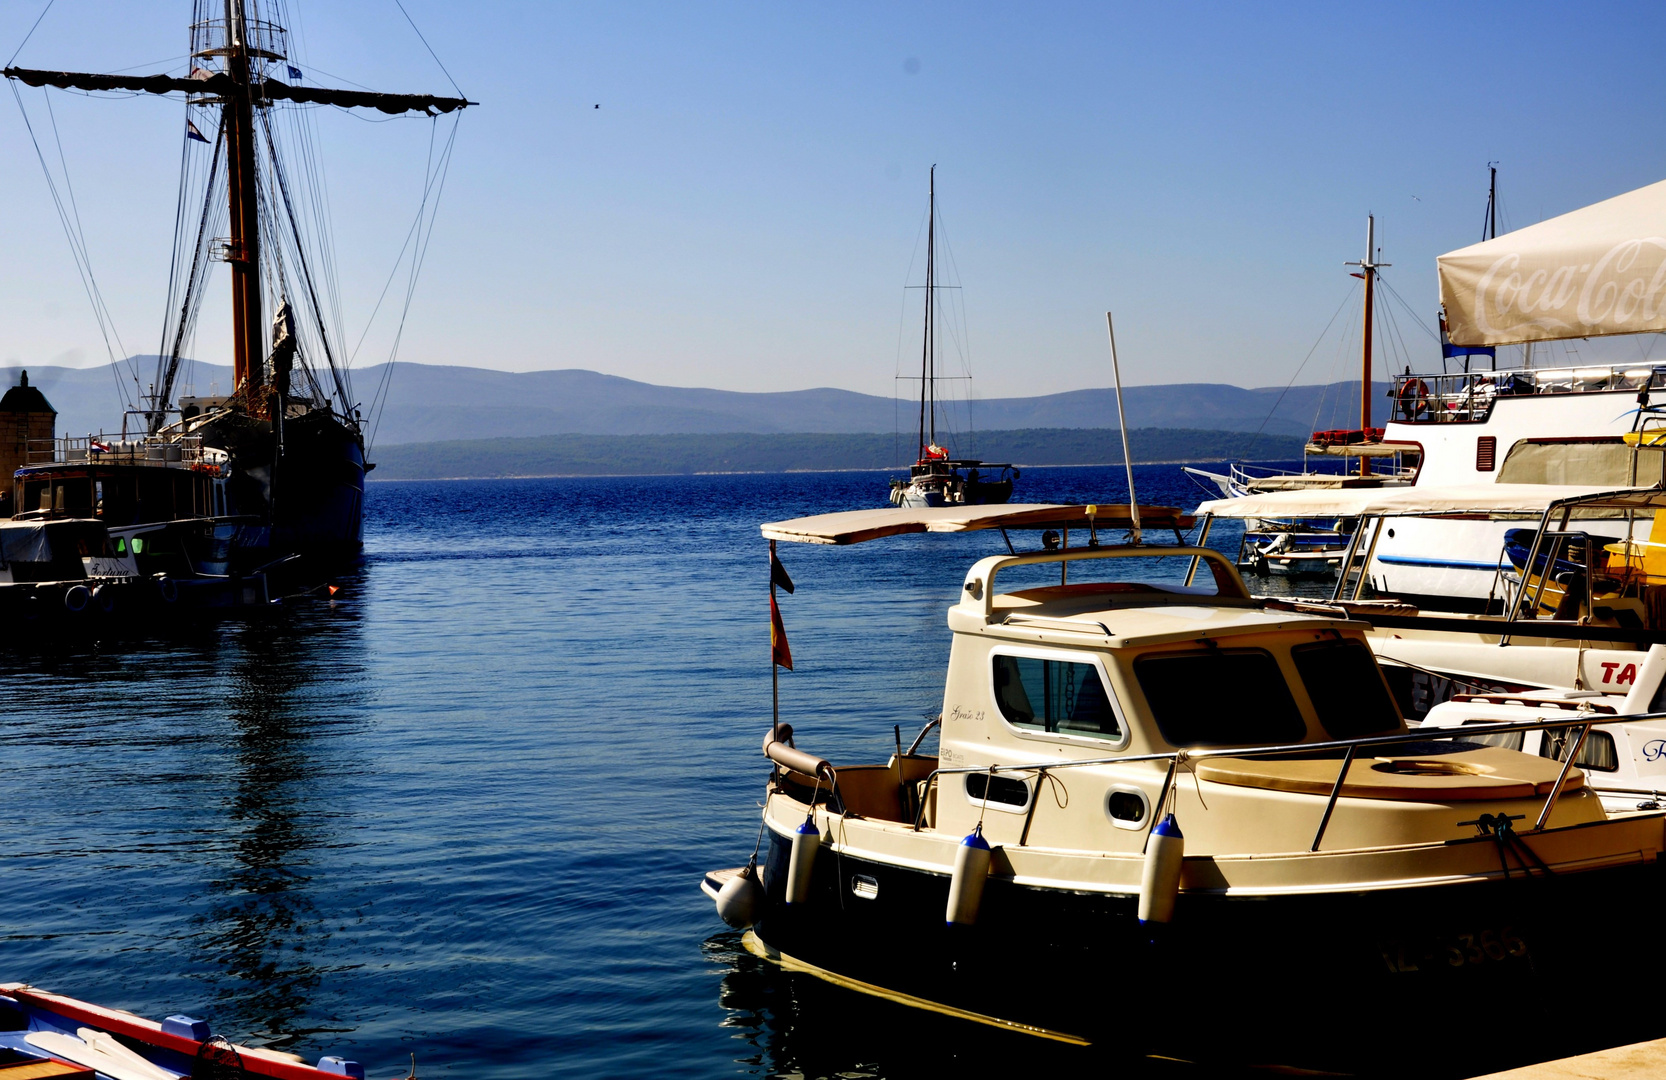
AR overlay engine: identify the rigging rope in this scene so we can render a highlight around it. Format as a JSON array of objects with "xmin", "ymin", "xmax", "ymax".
[
  {"xmin": 9, "ymin": 81, "xmax": 135, "ymax": 413},
  {"xmin": 1251, "ymin": 281, "xmax": 1358, "ymax": 442},
  {"xmin": 367, "ymin": 113, "xmax": 460, "ymax": 452}
]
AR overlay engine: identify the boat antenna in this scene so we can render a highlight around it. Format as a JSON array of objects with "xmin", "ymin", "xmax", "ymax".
[{"xmin": 1105, "ymin": 311, "xmax": 1141, "ymax": 544}]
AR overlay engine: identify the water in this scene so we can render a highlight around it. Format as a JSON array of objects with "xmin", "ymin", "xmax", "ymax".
[{"xmin": 0, "ymin": 463, "xmax": 1291, "ymax": 1079}]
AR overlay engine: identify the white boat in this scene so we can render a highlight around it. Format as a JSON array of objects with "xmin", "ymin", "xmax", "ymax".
[
  {"xmin": 1367, "ymin": 175, "xmax": 1666, "ymax": 610},
  {"xmin": 702, "ymin": 502, "xmax": 1666, "ymax": 1069}
]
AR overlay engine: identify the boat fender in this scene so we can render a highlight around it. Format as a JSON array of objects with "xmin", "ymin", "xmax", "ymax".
[
  {"xmin": 945, "ymin": 824, "xmax": 993, "ymax": 926},
  {"xmin": 91, "ymin": 584, "xmax": 116, "ymax": 614},
  {"xmin": 161, "ymin": 1015, "xmax": 211, "ymax": 1041},
  {"xmin": 1138, "ymin": 813, "xmax": 1184, "ymax": 926},
  {"xmin": 157, "ymin": 576, "xmax": 178, "ymax": 604},
  {"xmin": 63, "ymin": 584, "xmax": 91, "ymax": 614},
  {"xmin": 786, "ymin": 814, "xmax": 820, "ymax": 904},
  {"xmin": 317, "ymin": 1056, "xmax": 366, "ymax": 1079},
  {"xmin": 715, "ymin": 862, "xmax": 765, "ymax": 928}
]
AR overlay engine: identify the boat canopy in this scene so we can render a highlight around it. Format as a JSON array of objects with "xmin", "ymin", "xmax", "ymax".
[
  {"xmin": 1196, "ymin": 483, "xmax": 1666, "ymax": 520},
  {"xmin": 761, "ymin": 503, "xmax": 1192, "ymax": 545},
  {"xmin": 1439, "ymin": 177, "xmax": 1666, "ymax": 346}
]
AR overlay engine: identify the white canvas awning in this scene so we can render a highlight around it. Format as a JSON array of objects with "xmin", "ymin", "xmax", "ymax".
[
  {"xmin": 761, "ymin": 503, "xmax": 1193, "ymax": 545},
  {"xmin": 1195, "ymin": 484, "xmax": 1666, "ymax": 520},
  {"xmin": 1439, "ymin": 178, "xmax": 1666, "ymax": 346}
]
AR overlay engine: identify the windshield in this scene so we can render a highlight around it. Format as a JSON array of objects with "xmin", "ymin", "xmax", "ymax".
[{"xmin": 1134, "ymin": 648, "xmax": 1306, "ymax": 747}]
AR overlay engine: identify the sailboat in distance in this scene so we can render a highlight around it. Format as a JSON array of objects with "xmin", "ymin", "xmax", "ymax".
[
  {"xmin": 3, "ymin": 2, "xmax": 471, "ymax": 578},
  {"xmin": 888, "ymin": 167, "xmax": 1017, "ymax": 508}
]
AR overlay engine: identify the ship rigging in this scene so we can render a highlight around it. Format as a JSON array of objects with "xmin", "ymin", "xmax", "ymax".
[{"xmin": 3, "ymin": 0, "xmax": 471, "ymax": 573}]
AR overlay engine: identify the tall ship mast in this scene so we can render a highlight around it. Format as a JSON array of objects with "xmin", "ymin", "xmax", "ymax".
[
  {"xmin": 3, "ymin": 1, "xmax": 470, "ymax": 577},
  {"xmin": 889, "ymin": 166, "xmax": 1017, "ymax": 509}
]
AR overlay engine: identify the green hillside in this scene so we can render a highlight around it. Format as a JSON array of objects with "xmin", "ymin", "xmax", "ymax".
[{"xmin": 368, "ymin": 427, "xmax": 1305, "ymax": 480}]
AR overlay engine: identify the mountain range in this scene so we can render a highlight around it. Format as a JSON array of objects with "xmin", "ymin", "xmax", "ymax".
[{"xmin": 0, "ymin": 360, "xmax": 1388, "ymax": 448}]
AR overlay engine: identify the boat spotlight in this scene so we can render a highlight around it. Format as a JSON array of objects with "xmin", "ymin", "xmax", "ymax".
[{"xmin": 1041, "ymin": 530, "xmax": 1061, "ymax": 551}]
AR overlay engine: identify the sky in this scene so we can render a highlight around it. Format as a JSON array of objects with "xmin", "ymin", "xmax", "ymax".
[{"xmin": 1, "ymin": 1, "xmax": 1665, "ymax": 402}]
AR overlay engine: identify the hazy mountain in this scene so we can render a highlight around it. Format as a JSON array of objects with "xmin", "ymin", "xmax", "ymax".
[{"xmin": 1, "ymin": 360, "xmax": 1389, "ymax": 448}]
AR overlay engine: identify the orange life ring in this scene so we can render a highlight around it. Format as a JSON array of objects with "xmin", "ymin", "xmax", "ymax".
[{"xmin": 1397, "ymin": 378, "xmax": 1430, "ymax": 419}]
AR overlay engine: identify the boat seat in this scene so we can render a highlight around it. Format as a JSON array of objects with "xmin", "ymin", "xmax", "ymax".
[{"xmin": 1194, "ymin": 745, "xmax": 1583, "ymax": 801}]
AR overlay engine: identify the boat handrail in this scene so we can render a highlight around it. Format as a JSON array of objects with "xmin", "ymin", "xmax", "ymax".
[
  {"xmin": 904, "ymin": 710, "xmax": 1666, "ymax": 846},
  {"xmin": 998, "ymin": 613, "xmax": 1116, "ymax": 637},
  {"xmin": 967, "ymin": 544, "xmax": 1248, "ymax": 618},
  {"xmin": 1391, "ymin": 363, "xmax": 1666, "ymax": 424}
]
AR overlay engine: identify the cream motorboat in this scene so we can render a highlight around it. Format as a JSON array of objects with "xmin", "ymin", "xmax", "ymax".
[{"xmin": 703, "ymin": 503, "xmax": 1666, "ymax": 1066}]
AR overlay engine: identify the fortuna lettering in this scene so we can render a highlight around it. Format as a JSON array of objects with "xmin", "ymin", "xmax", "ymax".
[{"xmin": 1473, "ymin": 238, "xmax": 1666, "ymax": 336}]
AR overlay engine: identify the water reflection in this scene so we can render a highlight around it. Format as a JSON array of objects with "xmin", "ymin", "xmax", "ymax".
[
  {"xmin": 704, "ymin": 933, "xmax": 1196, "ymax": 1080},
  {"xmin": 187, "ymin": 578, "xmax": 370, "ymax": 1050}
]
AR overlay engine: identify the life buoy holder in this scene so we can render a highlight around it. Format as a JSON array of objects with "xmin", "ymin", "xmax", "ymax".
[{"xmin": 1398, "ymin": 379, "xmax": 1431, "ymax": 419}]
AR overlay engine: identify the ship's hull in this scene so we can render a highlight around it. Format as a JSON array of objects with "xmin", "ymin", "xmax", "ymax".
[
  {"xmin": 198, "ymin": 408, "xmax": 365, "ymax": 572},
  {"xmin": 752, "ymin": 827, "xmax": 1666, "ymax": 1069}
]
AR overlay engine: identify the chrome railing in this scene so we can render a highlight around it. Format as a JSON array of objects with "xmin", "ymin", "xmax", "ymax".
[
  {"xmin": 27, "ymin": 434, "xmax": 211, "ymax": 466},
  {"xmin": 899, "ymin": 712, "xmax": 1664, "ymax": 850},
  {"xmin": 1393, "ymin": 364, "xmax": 1666, "ymax": 423}
]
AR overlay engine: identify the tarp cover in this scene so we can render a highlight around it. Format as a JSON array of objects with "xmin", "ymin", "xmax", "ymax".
[
  {"xmin": 0, "ymin": 523, "xmax": 51, "ymax": 564},
  {"xmin": 1195, "ymin": 483, "xmax": 1666, "ymax": 520},
  {"xmin": 761, "ymin": 503, "xmax": 1193, "ymax": 545},
  {"xmin": 1439, "ymin": 177, "xmax": 1666, "ymax": 346}
]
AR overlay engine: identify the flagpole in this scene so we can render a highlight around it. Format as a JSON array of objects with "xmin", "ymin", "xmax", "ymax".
[{"xmin": 770, "ymin": 539, "xmax": 780, "ymax": 740}]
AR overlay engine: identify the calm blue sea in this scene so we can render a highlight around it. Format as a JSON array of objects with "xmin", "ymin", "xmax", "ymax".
[{"xmin": 0, "ymin": 463, "xmax": 1294, "ymax": 1079}]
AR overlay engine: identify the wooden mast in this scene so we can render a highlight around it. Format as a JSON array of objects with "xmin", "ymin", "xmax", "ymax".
[
  {"xmin": 224, "ymin": 0, "xmax": 264, "ymax": 415},
  {"xmin": 1350, "ymin": 215, "xmax": 1384, "ymax": 478}
]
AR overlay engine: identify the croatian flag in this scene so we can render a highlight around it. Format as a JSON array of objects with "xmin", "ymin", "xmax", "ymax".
[
  {"xmin": 186, "ymin": 120, "xmax": 209, "ymax": 144},
  {"xmin": 90, "ymin": 440, "xmax": 110, "ymax": 454}
]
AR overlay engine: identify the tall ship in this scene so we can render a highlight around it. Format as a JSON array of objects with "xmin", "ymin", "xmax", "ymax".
[
  {"xmin": 3, "ymin": 2, "xmax": 470, "ymax": 578},
  {"xmin": 889, "ymin": 168, "xmax": 1017, "ymax": 508}
]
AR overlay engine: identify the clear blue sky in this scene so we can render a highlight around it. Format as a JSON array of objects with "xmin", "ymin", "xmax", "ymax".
[{"xmin": 2, "ymin": 1, "xmax": 1664, "ymax": 400}]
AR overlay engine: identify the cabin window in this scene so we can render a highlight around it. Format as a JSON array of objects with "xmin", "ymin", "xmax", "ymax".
[
  {"xmin": 965, "ymin": 772, "xmax": 1031, "ymax": 811},
  {"xmin": 991, "ymin": 652, "xmax": 1123, "ymax": 741},
  {"xmin": 1539, "ymin": 728, "xmax": 1619, "ymax": 773},
  {"xmin": 1134, "ymin": 648, "xmax": 1306, "ymax": 747},
  {"xmin": 1290, "ymin": 639, "xmax": 1401, "ymax": 738},
  {"xmin": 1498, "ymin": 438, "xmax": 1666, "ymax": 486},
  {"xmin": 1460, "ymin": 720, "xmax": 1524, "ymax": 752}
]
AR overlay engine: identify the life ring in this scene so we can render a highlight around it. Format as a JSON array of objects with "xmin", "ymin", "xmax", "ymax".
[
  {"xmin": 63, "ymin": 584, "xmax": 91, "ymax": 614},
  {"xmin": 1397, "ymin": 378, "xmax": 1431, "ymax": 419},
  {"xmin": 157, "ymin": 576, "xmax": 178, "ymax": 604}
]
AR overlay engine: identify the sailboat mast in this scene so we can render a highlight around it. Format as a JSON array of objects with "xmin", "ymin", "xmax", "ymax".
[
  {"xmin": 1358, "ymin": 215, "xmax": 1377, "ymax": 478},
  {"xmin": 224, "ymin": 0, "xmax": 264, "ymax": 413},
  {"xmin": 919, "ymin": 166, "xmax": 937, "ymax": 454}
]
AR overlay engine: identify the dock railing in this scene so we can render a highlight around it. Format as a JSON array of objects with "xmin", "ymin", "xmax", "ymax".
[{"xmin": 902, "ymin": 712, "xmax": 1666, "ymax": 851}]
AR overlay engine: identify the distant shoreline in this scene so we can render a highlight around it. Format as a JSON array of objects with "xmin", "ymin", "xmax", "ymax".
[
  {"xmin": 365, "ymin": 427, "xmax": 1308, "ymax": 482},
  {"xmin": 364, "ymin": 459, "xmax": 1270, "ymax": 482}
]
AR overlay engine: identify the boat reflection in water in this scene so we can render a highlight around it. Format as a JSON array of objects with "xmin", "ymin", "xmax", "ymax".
[{"xmin": 184, "ymin": 576, "xmax": 371, "ymax": 1052}]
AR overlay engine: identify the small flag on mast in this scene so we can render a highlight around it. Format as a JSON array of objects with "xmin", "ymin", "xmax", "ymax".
[
  {"xmin": 287, "ymin": 65, "xmax": 303, "ymax": 80},
  {"xmin": 770, "ymin": 541, "xmax": 793, "ymax": 670},
  {"xmin": 770, "ymin": 593, "xmax": 793, "ymax": 671},
  {"xmin": 186, "ymin": 120, "xmax": 210, "ymax": 144}
]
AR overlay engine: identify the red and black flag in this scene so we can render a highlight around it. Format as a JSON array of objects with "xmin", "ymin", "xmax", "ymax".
[{"xmin": 770, "ymin": 541, "xmax": 793, "ymax": 670}]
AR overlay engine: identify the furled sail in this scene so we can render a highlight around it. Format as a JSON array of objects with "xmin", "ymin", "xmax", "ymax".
[
  {"xmin": 2, "ymin": 67, "xmax": 471, "ymax": 115},
  {"xmin": 1439, "ymin": 177, "xmax": 1666, "ymax": 346}
]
